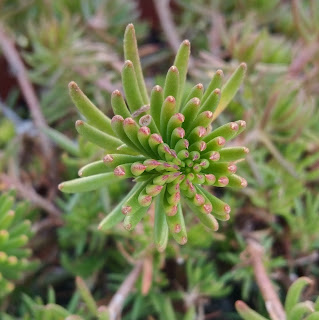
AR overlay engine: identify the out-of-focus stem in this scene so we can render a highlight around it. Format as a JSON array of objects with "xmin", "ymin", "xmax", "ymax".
[{"xmin": 246, "ymin": 239, "xmax": 286, "ymax": 320}]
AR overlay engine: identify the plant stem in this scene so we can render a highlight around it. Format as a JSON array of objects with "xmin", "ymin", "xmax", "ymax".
[
  {"xmin": 247, "ymin": 238, "xmax": 286, "ymax": 320},
  {"xmin": 105, "ymin": 260, "xmax": 143, "ymax": 320},
  {"xmin": 0, "ymin": 25, "xmax": 53, "ymax": 163},
  {"xmin": 0, "ymin": 173, "xmax": 62, "ymax": 223},
  {"xmin": 153, "ymin": 0, "xmax": 181, "ymax": 54}
]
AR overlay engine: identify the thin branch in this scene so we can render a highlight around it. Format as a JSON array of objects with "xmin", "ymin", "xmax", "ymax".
[
  {"xmin": 246, "ymin": 238, "xmax": 286, "ymax": 320},
  {"xmin": 0, "ymin": 173, "xmax": 62, "ymax": 223},
  {"xmin": 142, "ymin": 255, "xmax": 153, "ymax": 295},
  {"xmin": 0, "ymin": 25, "xmax": 52, "ymax": 161},
  {"xmin": 100, "ymin": 261, "xmax": 143, "ymax": 320},
  {"xmin": 153, "ymin": 0, "xmax": 181, "ymax": 54}
]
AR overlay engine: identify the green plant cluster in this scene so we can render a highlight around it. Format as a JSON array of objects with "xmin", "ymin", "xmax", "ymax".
[
  {"xmin": 0, "ymin": 192, "xmax": 36, "ymax": 300},
  {"xmin": 0, "ymin": 0, "xmax": 319, "ymax": 319},
  {"xmin": 59, "ymin": 24, "xmax": 248, "ymax": 251},
  {"xmin": 236, "ymin": 277, "xmax": 319, "ymax": 320}
]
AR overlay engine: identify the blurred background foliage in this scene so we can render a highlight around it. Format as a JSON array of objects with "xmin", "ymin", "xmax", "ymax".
[{"xmin": 0, "ymin": 0, "xmax": 318, "ymax": 319}]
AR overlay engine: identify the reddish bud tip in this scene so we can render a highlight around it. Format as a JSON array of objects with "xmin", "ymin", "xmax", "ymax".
[
  {"xmin": 241, "ymin": 178, "xmax": 248, "ymax": 187},
  {"xmin": 205, "ymin": 111, "xmax": 213, "ymax": 119},
  {"xmin": 196, "ymin": 83, "xmax": 203, "ymax": 89},
  {"xmin": 230, "ymin": 122, "xmax": 239, "ymax": 131},
  {"xmin": 181, "ymin": 236, "xmax": 188, "ymax": 245},
  {"xmin": 216, "ymin": 69, "xmax": 224, "ymax": 77},
  {"xmin": 194, "ymin": 194, "xmax": 205, "ymax": 206},
  {"xmin": 167, "ymin": 205, "xmax": 178, "ymax": 216},
  {"xmin": 171, "ymin": 150, "xmax": 178, "ymax": 159},
  {"xmin": 139, "ymin": 126, "xmax": 151, "ymax": 135},
  {"xmin": 114, "ymin": 166, "xmax": 126, "ymax": 176},
  {"xmin": 192, "ymin": 153, "xmax": 199, "ymax": 161},
  {"xmin": 156, "ymin": 185, "xmax": 164, "ymax": 192},
  {"xmin": 140, "ymin": 195, "xmax": 152, "ymax": 206},
  {"xmin": 228, "ymin": 164, "xmax": 237, "ymax": 173},
  {"xmin": 217, "ymin": 137, "xmax": 226, "ymax": 146},
  {"xmin": 224, "ymin": 205, "xmax": 231, "ymax": 214},
  {"xmin": 151, "ymin": 134, "xmax": 163, "ymax": 144},
  {"xmin": 124, "ymin": 223, "xmax": 132, "ymax": 230},
  {"xmin": 175, "ymin": 113, "xmax": 185, "ymax": 122},
  {"xmin": 218, "ymin": 176, "xmax": 229, "ymax": 186},
  {"xmin": 112, "ymin": 89, "xmax": 122, "ymax": 97},
  {"xmin": 175, "ymin": 127, "xmax": 185, "ymax": 138},
  {"xmin": 205, "ymin": 174, "xmax": 216, "ymax": 182},
  {"xmin": 103, "ymin": 154, "xmax": 114, "ymax": 163},
  {"xmin": 240, "ymin": 62, "xmax": 247, "ymax": 70},
  {"xmin": 163, "ymin": 145, "xmax": 172, "ymax": 154},
  {"xmin": 244, "ymin": 147, "xmax": 249, "ymax": 154},
  {"xmin": 112, "ymin": 115, "xmax": 124, "ymax": 123},
  {"xmin": 123, "ymin": 117, "xmax": 135, "ymax": 126},
  {"xmin": 184, "ymin": 140, "xmax": 189, "ymax": 149},
  {"xmin": 170, "ymin": 65, "xmax": 178, "ymax": 72},
  {"xmin": 203, "ymin": 203, "xmax": 213, "ymax": 214},
  {"xmin": 124, "ymin": 60, "xmax": 133, "ymax": 67},
  {"xmin": 174, "ymin": 224, "xmax": 181, "ymax": 233},
  {"xmin": 198, "ymin": 127, "xmax": 206, "ymax": 137},
  {"xmin": 132, "ymin": 163, "xmax": 147, "ymax": 171},
  {"xmin": 121, "ymin": 206, "xmax": 132, "ymax": 215},
  {"xmin": 183, "ymin": 39, "xmax": 190, "ymax": 46},
  {"xmin": 238, "ymin": 120, "xmax": 246, "ymax": 128},
  {"xmin": 162, "ymin": 175, "xmax": 170, "ymax": 181},
  {"xmin": 58, "ymin": 183, "xmax": 64, "ymax": 190},
  {"xmin": 154, "ymin": 85, "xmax": 162, "ymax": 92},
  {"xmin": 213, "ymin": 88, "xmax": 221, "ymax": 95},
  {"xmin": 68, "ymin": 81, "xmax": 78, "ymax": 90},
  {"xmin": 75, "ymin": 120, "xmax": 84, "ymax": 126},
  {"xmin": 209, "ymin": 151, "xmax": 220, "ymax": 161},
  {"xmin": 167, "ymin": 96, "xmax": 175, "ymax": 103},
  {"xmin": 199, "ymin": 141, "xmax": 207, "ymax": 151},
  {"xmin": 145, "ymin": 159, "xmax": 161, "ymax": 166},
  {"xmin": 193, "ymin": 97, "xmax": 200, "ymax": 106}
]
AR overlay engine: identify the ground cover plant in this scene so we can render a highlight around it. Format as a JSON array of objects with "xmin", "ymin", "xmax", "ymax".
[{"xmin": 0, "ymin": 1, "xmax": 318, "ymax": 319}]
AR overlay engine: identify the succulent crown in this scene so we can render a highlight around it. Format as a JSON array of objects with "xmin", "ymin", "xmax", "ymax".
[{"xmin": 59, "ymin": 24, "xmax": 248, "ymax": 251}]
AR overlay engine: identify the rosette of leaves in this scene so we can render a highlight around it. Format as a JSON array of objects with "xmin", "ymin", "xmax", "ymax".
[
  {"xmin": 0, "ymin": 192, "xmax": 35, "ymax": 300},
  {"xmin": 59, "ymin": 24, "xmax": 248, "ymax": 251},
  {"xmin": 236, "ymin": 277, "xmax": 319, "ymax": 320}
]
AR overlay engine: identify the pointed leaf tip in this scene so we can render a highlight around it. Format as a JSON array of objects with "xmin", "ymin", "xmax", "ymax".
[
  {"xmin": 124, "ymin": 60, "xmax": 133, "ymax": 68},
  {"xmin": 182, "ymin": 39, "xmax": 190, "ymax": 46},
  {"xmin": 68, "ymin": 81, "xmax": 78, "ymax": 91},
  {"xmin": 240, "ymin": 62, "xmax": 247, "ymax": 70},
  {"xmin": 75, "ymin": 120, "xmax": 84, "ymax": 126}
]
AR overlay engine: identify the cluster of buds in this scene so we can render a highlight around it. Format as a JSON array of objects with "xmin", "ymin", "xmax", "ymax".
[
  {"xmin": 59, "ymin": 24, "xmax": 248, "ymax": 251},
  {"xmin": 0, "ymin": 192, "xmax": 34, "ymax": 299}
]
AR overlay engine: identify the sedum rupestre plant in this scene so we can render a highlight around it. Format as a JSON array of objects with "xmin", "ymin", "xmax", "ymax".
[
  {"xmin": 236, "ymin": 277, "xmax": 319, "ymax": 320},
  {"xmin": 59, "ymin": 24, "xmax": 248, "ymax": 251},
  {"xmin": 0, "ymin": 192, "xmax": 36, "ymax": 300}
]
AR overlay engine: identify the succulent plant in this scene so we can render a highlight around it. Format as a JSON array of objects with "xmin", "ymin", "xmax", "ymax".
[
  {"xmin": 0, "ymin": 192, "xmax": 36, "ymax": 300},
  {"xmin": 58, "ymin": 24, "xmax": 248, "ymax": 251},
  {"xmin": 236, "ymin": 277, "xmax": 319, "ymax": 320}
]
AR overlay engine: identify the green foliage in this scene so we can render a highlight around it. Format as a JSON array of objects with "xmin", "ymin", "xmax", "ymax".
[
  {"xmin": 59, "ymin": 24, "xmax": 248, "ymax": 251},
  {"xmin": 1, "ymin": 1, "xmax": 319, "ymax": 319},
  {"xmin": 236, "ymin": 277, "xmax": 319, "ymax": 320},
  {"xmin": 0, "ymin": 192, "xmax": 37, "ymax": 300}
]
